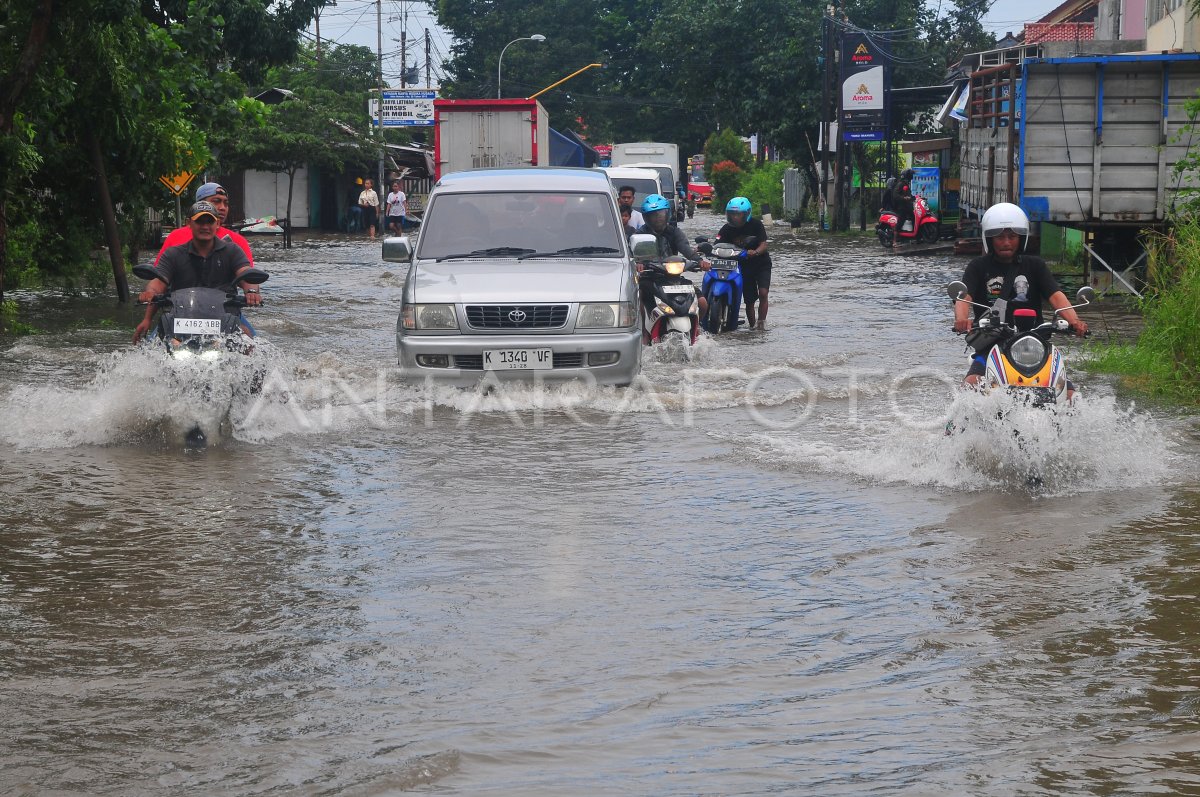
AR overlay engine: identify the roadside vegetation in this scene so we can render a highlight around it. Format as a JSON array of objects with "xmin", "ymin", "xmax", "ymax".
[{"xmin": 1087, "ymin": 223, "xmax": 1200, "ymax": 403}]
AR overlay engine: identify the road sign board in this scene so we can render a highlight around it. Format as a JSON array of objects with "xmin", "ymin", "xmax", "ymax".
[
  {"xmin": 159, "ymin": 171, "xmax": 197, "ymax": 196},
  {"xmin": 370, "ymin": 89, "xmax": 437, "ymax": 127}
]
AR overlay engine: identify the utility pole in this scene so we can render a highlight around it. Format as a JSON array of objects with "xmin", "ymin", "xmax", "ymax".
[
  {"xmin": 819, "ymin": 6, "xmax": 832, "ymax": 233},
  {"xmin": 425, "ymin": 28, "xmax": 431, "ymax": 88},
  {"xmin": 401, "ymin": 28, "xmax": 407, "ymax": 87},
  {"xmin": 376, "ymin": 0, "xmax": 385, "ymax": 194},
  {"xmin": 315, "ymin": 8, "xmax": 322, "ymax": 65}
]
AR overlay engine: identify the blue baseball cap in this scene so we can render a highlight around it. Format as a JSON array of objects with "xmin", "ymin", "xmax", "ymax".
[{"xmin": 195, "ymin": 182, "xmax": 227, "ymax": 201}]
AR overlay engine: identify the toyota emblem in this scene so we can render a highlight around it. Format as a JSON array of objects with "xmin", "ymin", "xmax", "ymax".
[{"xmin": 508, "ymin": 309, "xmax": 528, "ymax": 323}]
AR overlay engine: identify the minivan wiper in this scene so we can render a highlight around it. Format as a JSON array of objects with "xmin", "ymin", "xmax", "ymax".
[
  {"xmin": 436, "ymin": 246, "xmax": 536, "ymax": 262},
  {"xmin": 520, "ymin": 246, "xmax": 621, "ymax": 259}
]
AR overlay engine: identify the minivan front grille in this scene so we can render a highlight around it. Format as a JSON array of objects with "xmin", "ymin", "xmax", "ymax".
[{"xmin": 465, "ymin": 304, "xmax": 569, "ymax": 329}]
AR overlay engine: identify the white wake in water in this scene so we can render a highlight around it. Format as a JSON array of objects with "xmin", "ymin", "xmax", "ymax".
[{"xmin": 751, "ymin": 389, "xmax": 1184, "ymax": 496}]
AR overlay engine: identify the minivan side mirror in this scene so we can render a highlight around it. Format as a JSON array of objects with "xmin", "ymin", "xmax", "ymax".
[
  {"xmin": 383, "ymin": 236, "xmax": 413, "ymax": 263},
  {"xmin": 629, "ymin": 234, "xmax": 658, "ymax": 259}
]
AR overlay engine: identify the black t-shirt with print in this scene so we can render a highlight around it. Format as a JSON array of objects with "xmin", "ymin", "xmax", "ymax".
[{"xmin": 962, "ymin": 253, "xmax": 1060, "ymax": 323}]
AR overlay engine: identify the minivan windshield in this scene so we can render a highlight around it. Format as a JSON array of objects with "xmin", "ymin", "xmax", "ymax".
[{"xmin": 418, "ymin": 192, "xmax": 624, "ymax": 261}]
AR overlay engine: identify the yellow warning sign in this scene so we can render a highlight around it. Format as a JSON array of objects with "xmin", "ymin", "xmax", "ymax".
[{"xmin": 158, "ymin": 171, "xmax": 197, "ymax": 196}]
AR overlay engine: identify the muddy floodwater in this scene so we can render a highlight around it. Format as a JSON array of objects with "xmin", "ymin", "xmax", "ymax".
[{"xmin": 2, "ymin": 215, "xmax": 1198, "ymax": 796}]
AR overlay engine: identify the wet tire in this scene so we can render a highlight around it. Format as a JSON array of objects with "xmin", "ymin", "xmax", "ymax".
[
  {"xmin": 878, "ymin": 227, "xmax": 894, "ymax": 248},
  {"xmin": 708, "ymin": 297, "xmax": 727, "ymax": 334},
  {"xmin": 919, "ymin": 223, "xmax": 939, "ymax": 243}
]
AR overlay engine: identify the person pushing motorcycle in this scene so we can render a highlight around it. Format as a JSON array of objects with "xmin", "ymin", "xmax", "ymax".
[
  {"xmin": 715, "ymin": 197, "xmax": 771, "ymax": 330},
  {"xmin": 953, "ymin": 202, "xmax": 1088, "ymax": 386}
]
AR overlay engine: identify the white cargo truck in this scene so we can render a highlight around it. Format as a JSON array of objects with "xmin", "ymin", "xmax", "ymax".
[{"xmin": 433, "ymin": 98, "xmax": 550, "ymax": 180}]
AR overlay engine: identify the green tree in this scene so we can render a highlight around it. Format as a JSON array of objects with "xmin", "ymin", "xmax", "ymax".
[
  {"xmin": 214, "ymin": 89, "xmax": 375, "ymax": 227},
  {"xmin": 0, "ymin": 0, "xmax": 328, "ymax": 306}
]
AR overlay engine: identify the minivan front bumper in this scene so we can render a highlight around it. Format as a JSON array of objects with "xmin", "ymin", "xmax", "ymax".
[{"xmin": 397, "ymin": 328, "xmax": 642, "ymax": 387}]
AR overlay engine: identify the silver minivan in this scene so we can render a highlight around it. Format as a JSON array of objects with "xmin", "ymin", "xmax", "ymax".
[{"xmin": 384, "ymin": 168, "xmax": 644, "ymax": 386}]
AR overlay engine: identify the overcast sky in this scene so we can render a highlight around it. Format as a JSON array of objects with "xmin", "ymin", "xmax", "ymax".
[{"xmin": 305, "ymin": 0, "xmax": 1072, "ymax": 87}]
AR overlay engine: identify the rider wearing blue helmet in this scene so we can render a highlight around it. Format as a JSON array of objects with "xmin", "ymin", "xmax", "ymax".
[
  {"xmin": 636, "ymin": 193, "xmax": 711, "ymax": 321},
  {"xmin": 636, "ymin": 193, "xmax": 706, "ymax": 262},
  {"xmin": 716, "ymin": 197, "xmax": 772, "ymax": 330}
]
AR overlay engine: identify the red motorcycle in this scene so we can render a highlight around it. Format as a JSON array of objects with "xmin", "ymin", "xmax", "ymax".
[{"xmin": 877, "ymin": 195, "xmax": 940, "ymax": 247}]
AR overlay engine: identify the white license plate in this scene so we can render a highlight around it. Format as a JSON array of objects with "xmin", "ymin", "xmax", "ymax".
[
  {"xmin": 482, "ymin": 348, "xmax": 553, "ymax": 370},
  {"xmin": 661, "ymin": 284, "xmax": 695, "ymax": 295},
  {"xmin": 174, "ymin": 318, "xmax": 222, "ymax": 334}
]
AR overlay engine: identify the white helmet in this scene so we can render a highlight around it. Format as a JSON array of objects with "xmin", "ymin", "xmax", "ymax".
[{"xmin": 980, "ymin": 202, "xmax": 1030, "ymax": 253}]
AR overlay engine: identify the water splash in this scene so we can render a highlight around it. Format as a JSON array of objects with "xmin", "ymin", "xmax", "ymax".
[{"xmin": 751, "ymin": 389, "xmax": 1182, "ymax": 496}]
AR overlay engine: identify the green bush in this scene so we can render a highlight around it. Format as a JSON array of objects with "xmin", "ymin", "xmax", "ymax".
[
  {"xmin": 1089, "ymin": 223, "xmax": 1200, "ymax": 402},
  {"xmin": 739, "ymin": 161, "xmax": 790, "ymax": 220},
  {"xmin": 708, "ymin": 160, "xmax": 743, "ymax": 209},
  {"xmin": 703, "ymin": 128, "xmax": 751, "ymax": 173}
]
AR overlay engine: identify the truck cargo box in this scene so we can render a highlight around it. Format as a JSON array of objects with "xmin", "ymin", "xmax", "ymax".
[
  {"xmin": 433, "ymin": 98, "xmax": 550, "ymax": 180},
  {"xmin": 959, "ymin": 53, "xmax": 1200, "ymax": 225}
]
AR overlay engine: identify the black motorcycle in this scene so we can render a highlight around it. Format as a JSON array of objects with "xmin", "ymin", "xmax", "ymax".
[{"xmin": 133, "ymin": 264, "xmax": 269, "ymax": 447}]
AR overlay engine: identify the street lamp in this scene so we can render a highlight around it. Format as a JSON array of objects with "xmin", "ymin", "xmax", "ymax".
[
  {"xmin": 528, "ymin": 63, "xmax": 604, "ymax": 100},
  {"xmin": 497, "ymin": 34, "xmax": 546, "ymax": 99}
]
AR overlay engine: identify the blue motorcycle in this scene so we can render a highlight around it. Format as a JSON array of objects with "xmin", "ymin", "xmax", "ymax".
[{"xmin": 697, "ymin": 238, "xmax": 748, "ymax": 334}]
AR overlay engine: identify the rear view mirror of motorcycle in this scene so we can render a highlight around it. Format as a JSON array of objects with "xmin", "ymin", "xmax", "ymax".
[
  {"xmin": 1076, "ymin": 285, "xmax": 1096, "ymax": 304},
  {"xmin": 694, "ymin": 236, "xmax": 709, "ymax": 244},
  {"xmin": 236, "ymin": 267, "xmax": 270, "ymax": 285},
  {"xmin": 132, "ymin": 263, "xmax": 163, "ymax": 282},
  {"xmin": 946, "ymin": 280, "xmax": 968, "ymax": 301},
  {"xmin": 697, "ymin": 242, "xmax": 713, "ymax": 255},
  {"xmin": 742, "ymin": 236, "xmax": 759, "ymax": 249}
]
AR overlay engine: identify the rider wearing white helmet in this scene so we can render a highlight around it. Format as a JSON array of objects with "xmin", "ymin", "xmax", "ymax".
[{"xmin": 953, "ymin": 202, "xmax": 1088, "ymax": 385}]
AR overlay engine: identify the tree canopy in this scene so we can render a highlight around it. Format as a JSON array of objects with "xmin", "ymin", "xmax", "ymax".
[{"xmin": 433, "ymin": 0, "xmax": 994, "ymax": 158}]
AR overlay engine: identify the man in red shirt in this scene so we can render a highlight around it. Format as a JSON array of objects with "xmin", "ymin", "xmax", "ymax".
[{"xmin": 144, "ymin": 182, "xmax": 262, "ymax": 305}]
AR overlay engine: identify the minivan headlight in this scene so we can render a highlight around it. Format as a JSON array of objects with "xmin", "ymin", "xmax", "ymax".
[
  {"xmin": 577, "ymin": 302, "xmax": 636, "ymax": 328},
  {"xmin": 403, "ymin": 303, "xmax": 457, "ymax": 330}
]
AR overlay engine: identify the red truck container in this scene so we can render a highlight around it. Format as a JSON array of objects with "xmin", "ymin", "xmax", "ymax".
[{"xmin": 433, "ymin": 98, "xmax": 550, "ymax": 180}]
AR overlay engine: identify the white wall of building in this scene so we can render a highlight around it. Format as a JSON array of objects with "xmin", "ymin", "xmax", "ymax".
[{"xmin": 242, "ymin": 168, "xmax": 310, "ymax": 228}]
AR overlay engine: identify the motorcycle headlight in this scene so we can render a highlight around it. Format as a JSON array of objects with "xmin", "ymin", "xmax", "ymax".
[
  {"xmin": 665, "ymin": 260, "xmax": 685, "ymax": 276},
  {"xmin": 577, "ymin": 303, "xmax": 617, "ymax": 328},
  {"xmin": 405, "ymin": 303, "xmax": 457, "ymax": 330},
  {"xmin": 1010, "ymin": 335, "xmax": 1047, "ymax": 368}
]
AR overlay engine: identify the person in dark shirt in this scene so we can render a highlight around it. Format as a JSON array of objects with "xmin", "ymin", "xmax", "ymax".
[
  {"xmin": 895, "ymin": 168, "xmax": 915, "ymax": 235},
  {"xmin": 715, "ymin": 196, "xmax": 772, "ymax": 330},
  {"xmin": 952, "ymin": 202, "xmax": 1087, "ymax": 386},
  {"xmin": 134, "ymin": 201, "xmax": 258, "ymax": 343}
]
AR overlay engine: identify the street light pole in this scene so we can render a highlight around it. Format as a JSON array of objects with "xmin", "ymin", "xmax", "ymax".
[
  {"xmin": 497, "ymin": 34, "xmax": 546, "ymax": 99},
  {"xmin": 528, "ymin": 63, "xmax": 603, "ymax": 100}
]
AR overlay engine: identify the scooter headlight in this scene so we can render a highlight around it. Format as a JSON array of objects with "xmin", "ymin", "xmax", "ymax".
[
  {"xmin": 1010, "ymin": 335, "xmax": 1047, "ymax": 369},
  {"xmin": 664, "ymin": 260, "xmax": 685, "ymax": 276}
]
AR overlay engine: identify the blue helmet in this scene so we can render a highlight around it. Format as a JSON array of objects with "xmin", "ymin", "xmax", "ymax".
[
  {"xmin": 641, "ymin": 194, "xmax": 671, "ymax": 214},
  {"xmin": 726, "ymin": 196, "xmax": 752, "ymax": 224}
]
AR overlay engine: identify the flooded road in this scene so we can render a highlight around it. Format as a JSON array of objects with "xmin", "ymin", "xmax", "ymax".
[{"xmin": 2, "ymin": 216, "xmax": 1199, "ymax": 795}]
